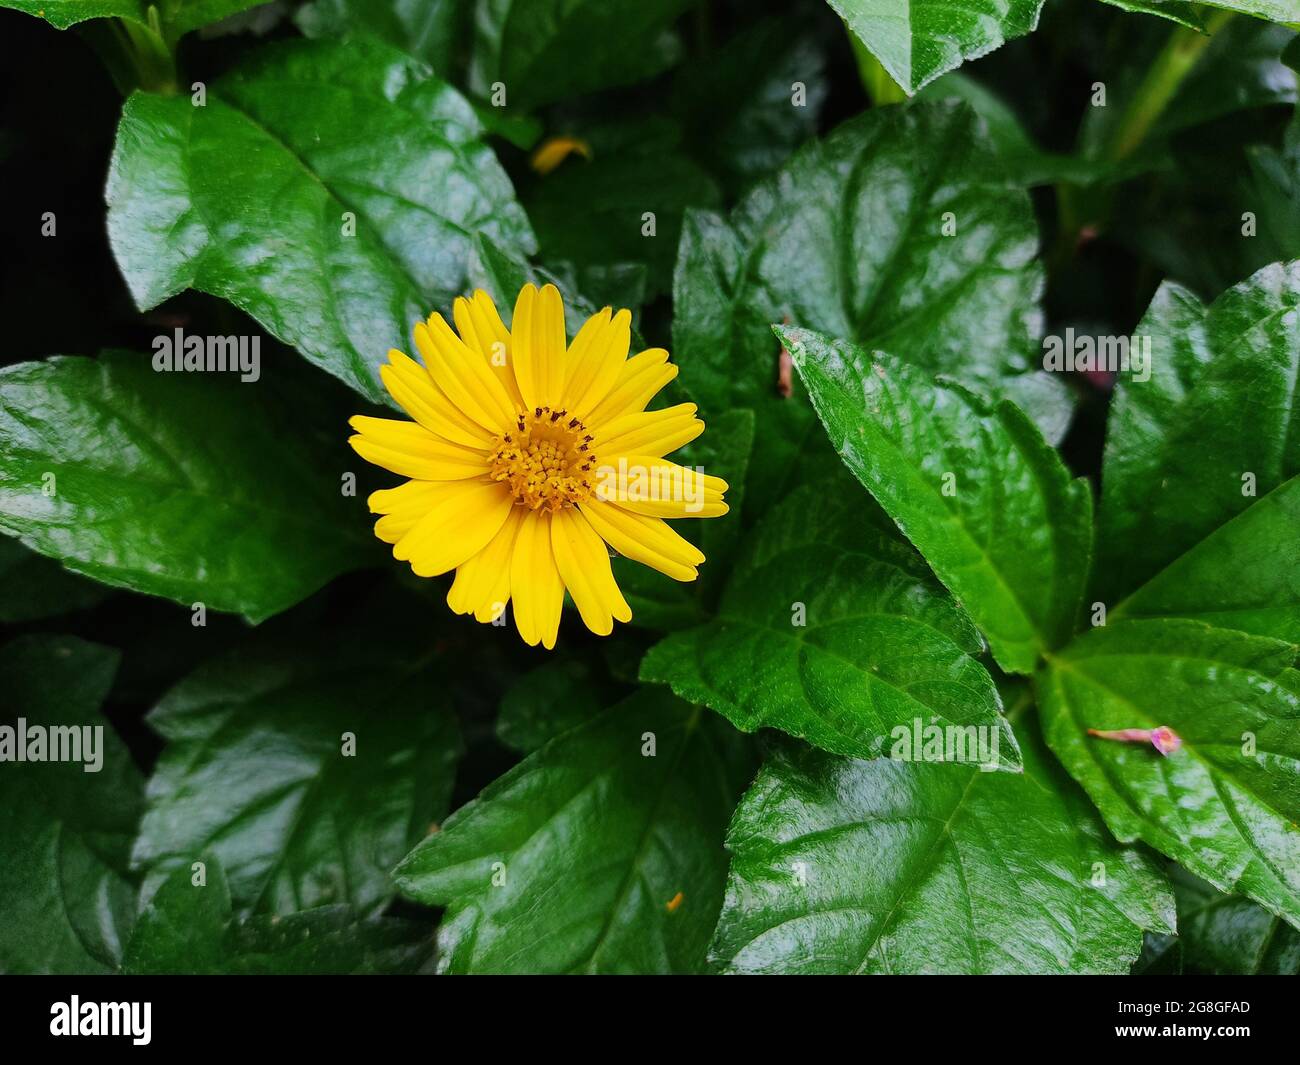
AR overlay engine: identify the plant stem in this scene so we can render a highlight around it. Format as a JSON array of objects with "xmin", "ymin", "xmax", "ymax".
[{"xmin": 1102, "ymin": 10, "xmax": 1233, "ymax": 162}]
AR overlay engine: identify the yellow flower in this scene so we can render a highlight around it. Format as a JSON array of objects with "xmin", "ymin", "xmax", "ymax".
[{"xmin": 349, "ymin": 284, "xmax": 728, "ymax": 648}]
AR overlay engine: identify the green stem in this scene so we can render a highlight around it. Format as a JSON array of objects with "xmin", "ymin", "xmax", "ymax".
[
  {"xmin": 1102, "ymin": 11, "xmax": 1233, "ymax": 162},
  {"xmin": 847, "ymin": 32, "xmax": 907, "ymax": 106}
]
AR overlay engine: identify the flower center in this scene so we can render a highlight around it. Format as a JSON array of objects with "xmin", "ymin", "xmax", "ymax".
[{"xmin": 488, "ymin": 406, "xmax": 598, "ymax": 512}]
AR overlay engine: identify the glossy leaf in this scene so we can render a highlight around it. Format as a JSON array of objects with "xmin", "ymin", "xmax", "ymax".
[
  {"xmin": 123, "ymin": 859, "xmax": 431, "ymax": 974},
  {"xmin": 642, "ymin": 477, "xmax": 1020, "ymax": 768},
  {"xmin": 671, "ymin": 101, "xmax": 1071, "ymax": 517},
  {"xmin": 1142, "ymin": 866, "xmax": 1300, "ymax": 975},
  {"xmin": 0, "ymin": 351, "xmax": 366, "ymax": 622},
  {"xmin": 827, "ymin": 0, "xmax": 1046, "ymax": 95},
  {"xmin": 786, "ymin": 328, "xmax": 1092, "ymax": 674},
  {"xmin": 710, "ymin": 713, "xmax": 1174, "ymax": 974},
  {"xmin": 0, "ymin": 636, "xmax": 140, "ymax": 974},
  {"xmin": 1113, "ymin": 475, "xmax": 1300, "ymax": 644},
  {"xmin": 1037, "ymin": 619, "xmax": 1300, "ymax": 928},
  {"xmin": 394, "ymin": 690, "xmax": 755, "ymax": 974},
  {"xmin": 1096, "ymin": 261, "xmax": 1300, "ymax": 602},
  {"xmin": 107, "ymin": 38, "xmax": 534, "ymax": 405},
  {"xmin": 131, "ymin": 632, "xmax": 462, "ymax": 917}
]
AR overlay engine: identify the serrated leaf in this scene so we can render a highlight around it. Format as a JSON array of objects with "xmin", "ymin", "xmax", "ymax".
[
  {"xmin": 826, "ymin": 0, "xmax": 1047, "ymax": 96},
  {"xmin": 131, "ymin": 631, "xmax": 462, "ymax": 918},
  {"xmin": 1142, "ymin": 866, "xmax": 1300, "ymax": 975},
  {"xmin": 2, "ymin": 0, "xmax": 267, "ymax": 34},
  {"xmin": 710, "ymin": 711, "xmax": 1173, "ymax": 974},
  {"xmin": 122, "ymin": 858, "xmax": 431, "ymax": 974},
  {"xmin": 671, "ymin": 101, "xmax": 1071, "ymax": 518},
  {"xmin": 1113, "ymin": 475, "xmax": 1300, "ymax": 643},
  {"xmin": 106, "ymin": 38, "xmax": 534, "ymax": 405},
  {"xmin": 394, "ymin": 690, "xmax": 755, "ymax": 973},
  {"xmin": 1096, "ymin": 261, "xmax": 1300, "ymax": 602},
  {"xmin": 643, "ymin": 476, "xmax": 1021, "ymax": 768},
  {"xmin": 467, "ymin": 0, "xmax": 693, "ymax": 112},
  {"xmin": 786, "ymin": 328, "xmax": 1092, "ymax": 674},
  {"xmin": 0, "ymin": 635, "xmax": 140, "ymax": 974},
  {"xmin": 0, "ymin": 351, "xmax": 366, "ymax": 622},
  {"xmin": 1037, "ymin": 619, "xmax": 1300, "ymax": 929}
]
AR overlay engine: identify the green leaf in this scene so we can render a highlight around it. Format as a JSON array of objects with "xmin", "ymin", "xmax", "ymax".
[
  {"xmin": 123, "ymin": 859, "xmax": 432, "ymax": 974},
  {"xmin": 786, "ymin": 328, "xmax": 1092, "ymax": 674},
  {"xmin": 495, "ymin": 656, "xmax": 615, "ymax": 753},
  {"xmin": 131, "ymin": 630, "xmax": 462, "ymax": 917},
  {"xmin": 0, "ymin": 635, "xmax": 140, "ymax": 974},
  {"xmin": 710, "ymin": 711, "xmax": 1174, "ymax": 974},
  {"xmin": 1142, "ymin": 866, "xmax": 1300, "ymax": 975},
  {"xmin": 1093, "ymin": 0, "xmax": 1209, "ymax": 31},
  {"xmin": 394, "ymin": 690, "xmax": 756, "ymax": 973},
  {"xmin": 612, "ymin": 408, "xmax": 755, "ymax": 631},
  {"xmin": 917, "ymin": 72, "xmax": 1152, "ymax": 188},
  {"xmin": 467, "ymin": 0, "xmax": 693, "ymax": 112},
  {"xmin": 295, "ymin": 0, "xmax": 470, "ymax": 75},
  {"xmin": 1096, "ymin": 261, "xmax": 1300, "ymax": 602},
  {"xmin": 1037, "ymin": 619, "xmax": 1300, "ymax": 928},
  {"xmin": 826, "ymin": 0, "xmax": 1046, "ymax": 95},
  {"xmin": 2, "ymin": 0, "xmax": 266, "ymax": 35},
  {"xmin": 0, "ymin": 538, "xmax": 109, "ymax": 623},
  {"xmin": 669, "ymin": 14, "xmax": 828, "ymax": 194},
  {"xmin": 1113, "ymin": 475, "xmax": 1300, "ymax": 643},
  {"xmin": 671, "ymin": 101, "xmax": 1072, "ymax": 518},
  {"xmin": 642, "ymin": 475, "xmax": 1021, "ymax": 768},
  {"xmin": 0, "ymin": 351, "xmax": 365, "ymax": 623},
  {"xmin": 106, "ymin": 38, "xmax": 534, "ymax": 405}
]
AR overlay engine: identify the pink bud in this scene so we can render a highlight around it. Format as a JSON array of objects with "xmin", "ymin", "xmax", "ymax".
[{"xmin": 1086, "ymin": 725, "xmax": 1182, "ymax": 757}]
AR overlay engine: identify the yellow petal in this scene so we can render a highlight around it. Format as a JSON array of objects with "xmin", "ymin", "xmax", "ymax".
[
  {"xmin": 586, "ymin": 348, "xmax": 678, "ymax": 427},
  {"xmin": 594, "ymin": 455, "xmax": 728, "ymax": 517},
  {"xmin": 348, "ymin": 416, "xmax": 488, "ymax": 480},
  {"xmin": 563, "ymin": 307, "xmax": 632, "ymax": 418},
  {"xmin": 579, "ymin": 500, "xmax": 703, "ymax": 582},
  {"xmin": 510, "ymin": 510, "xmax": 564, "ymax": 649},
  {"xmin": 550, "ymin": 507, "xmax": 631, "ymax": 637},
  {"xmin": 380, "ymin": 350, "xmax": 493, "ymax": 450},
  {"xmin": 447, "ymin": 504, "xmax": 524, "ymax": 623},
  {"xmin": 594, "ymin": 403, "xmax": 703, "ymax": 459},
  {"xmin": 452, "ymin": 290, "xmax": 523, "ymax": 409},
  {"xmin": 414, "ymin": 315, "xmax": 516, "ymax": 433},
  {"xmin": 511, "ymin": 283, "xmax": 567, "ymax": 410},
  {"xmin": 368, "ymin": 480, "xmax": 460, "ymax": 544},
  {"xmin": 393, "ymin": 480, "xmax": 513, "ymax": 577}
]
